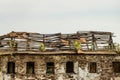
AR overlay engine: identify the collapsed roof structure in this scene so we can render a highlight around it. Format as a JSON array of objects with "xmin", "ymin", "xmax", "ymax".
[{"xmin": 0, "ymin": 31, "xmax": 115, "ymax": 54}]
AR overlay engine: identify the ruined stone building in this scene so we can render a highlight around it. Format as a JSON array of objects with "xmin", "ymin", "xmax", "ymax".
[{"xmin": 0, "ymin": 31, "xmax": 119, "ymax": 80}]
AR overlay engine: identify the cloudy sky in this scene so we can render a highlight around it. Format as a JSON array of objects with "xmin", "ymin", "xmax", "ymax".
[{"xmin": 0, "ymin": 0, "xmax": 120, "ymax": 43}]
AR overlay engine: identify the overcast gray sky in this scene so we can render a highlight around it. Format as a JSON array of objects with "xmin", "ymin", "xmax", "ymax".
[{"xmin": 0, "ymin": 0, "xmax": 120, "ymax": 43}]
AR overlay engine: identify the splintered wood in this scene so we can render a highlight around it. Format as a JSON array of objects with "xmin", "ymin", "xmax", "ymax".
[{"xmin": 0, "ymin": 31, "xmax": 114, "ymax": 52}]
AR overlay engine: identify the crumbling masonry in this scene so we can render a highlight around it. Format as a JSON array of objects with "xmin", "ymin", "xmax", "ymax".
[{"xmin": 0, "ymin": 31, "xmax": 120, "ymax": 80}]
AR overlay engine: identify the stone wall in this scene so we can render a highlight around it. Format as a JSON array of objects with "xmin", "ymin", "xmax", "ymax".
[{"xmin": 0, "ymin": 54, "xmax": 120, "ymax": 80}]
